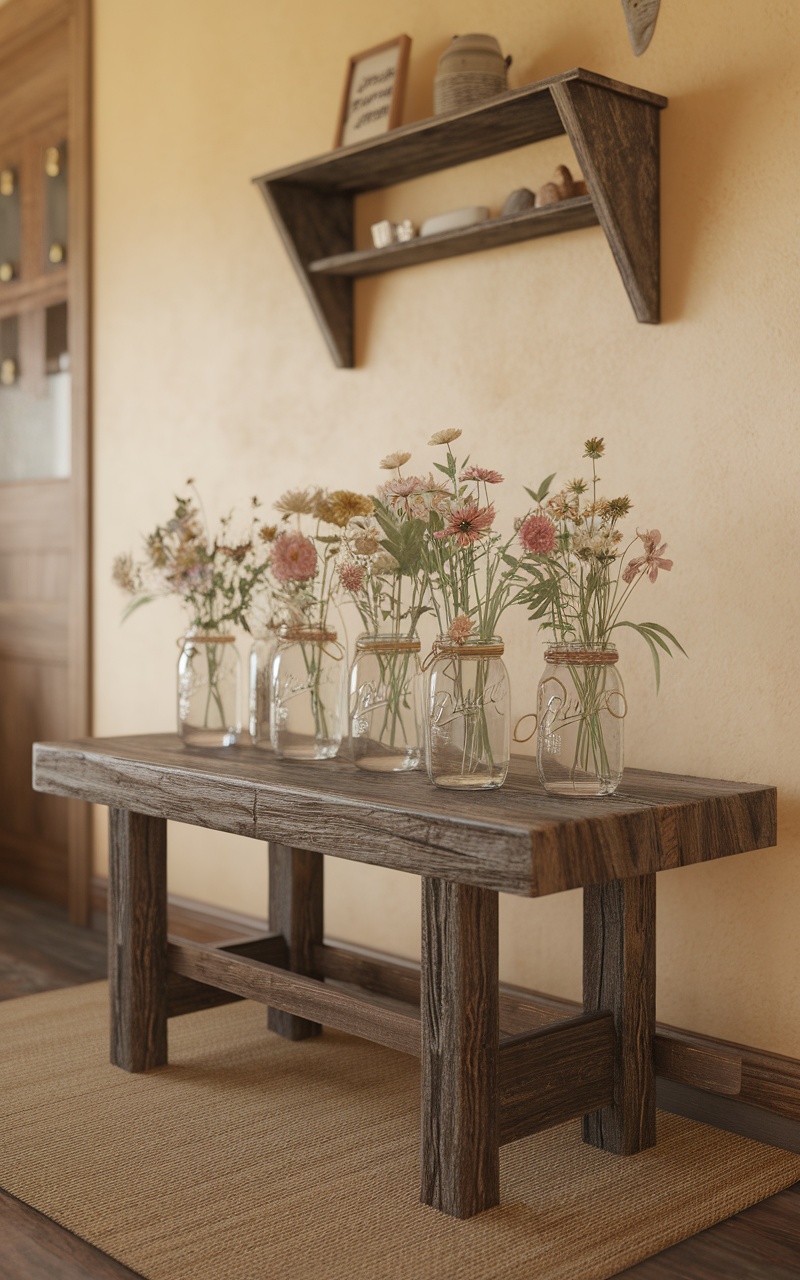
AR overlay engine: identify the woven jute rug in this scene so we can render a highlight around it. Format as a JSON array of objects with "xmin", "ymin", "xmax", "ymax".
[{"xmin": 1, "ymin": 983, "xmax": 799, "ymax": 1280}]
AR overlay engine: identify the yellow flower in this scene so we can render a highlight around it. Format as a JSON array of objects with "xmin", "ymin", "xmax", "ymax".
[
  {"xmin": 314, "ymin": 489, "xmax": 374, "ymax": 527},
  {"xmin": 259, "ymin": 524, "xmax": 278, "ymax": 543},
  {"xmin": 428, "ymin": 428, "xmax": 462, "ymax": 446},
  {"xmin": 380, "ymin": 451, "xmax": 412, "ymax": 470},
  {"xmin": 274, "ymin": 487, "xmax": 320, "ymax": 519}
]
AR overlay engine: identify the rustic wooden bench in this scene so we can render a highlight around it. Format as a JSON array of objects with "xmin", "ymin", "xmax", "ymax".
[{"xmin": 32, "ymin": 734, "xmax": 776, "ymax": 1218}]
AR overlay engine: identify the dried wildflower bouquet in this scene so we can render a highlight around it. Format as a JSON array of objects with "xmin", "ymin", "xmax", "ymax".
[
  {"xmin": 385, "ymin": 429, "xmax": 530, "ymax": 788},
  {"xmin": 112, "ymin": 484, "xmax": 271, "ymax": 744},
  {"xmin": 334, "ymin": 452, "xmax": 431, "ymax": 770},
  {"xmin": 517, "ymin": 437, "xmax": 685, "ymax": 794},
  {"xmin": 267, "ymin": 485, "xmax": 373, "ymax": 758}
]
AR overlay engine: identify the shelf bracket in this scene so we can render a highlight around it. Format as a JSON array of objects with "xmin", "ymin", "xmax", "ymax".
[
  {"xmin": 260, "ymin": 180, "xmax": 355, "ymax": 367},
  {"xmin": 550, "ymin": 79, "xmax": 661, "ymax": 323}
]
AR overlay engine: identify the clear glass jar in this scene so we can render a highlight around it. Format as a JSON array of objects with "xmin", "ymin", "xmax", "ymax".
[
  {"xmin": 349, "ymin": 633, "xmax": 422, "ymax": 773},
  {"xmin": 536, "ymin": 642, "xmax": 625, "ymax": 796},
  {"xmin": 270, "ymin": 626, "xmax": 346, "ymax": 760},
  {"xmin": 425, "ymin": 636, "xmax": 509, "ymax": 789},
  {"xmin": 177, "ymin": 631, "xmax": 241, "ymax": 748},
  {"xmin": 249, "ymin": 631, "xmax": 278, "ymax": 748}
]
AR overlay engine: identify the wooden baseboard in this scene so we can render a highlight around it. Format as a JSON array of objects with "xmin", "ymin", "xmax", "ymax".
[{"xmin": 89, "ymin": 875, "xmax": 800, "ymax": 1154}]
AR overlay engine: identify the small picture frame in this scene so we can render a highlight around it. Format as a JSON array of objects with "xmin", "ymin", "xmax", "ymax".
[{"xmin": 335, "ymin": 35, "xmax": 411, "ymax": 149}]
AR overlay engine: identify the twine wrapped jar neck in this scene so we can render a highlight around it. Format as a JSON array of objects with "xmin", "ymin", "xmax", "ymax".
[
  {"xmin": 279, "ymin": 624, "xmax": 338, "ymax": 644},
  {"xmin": 545, "ymin": 642, "xmax": 618, "ymax": 666},
  {"xmin": 178, "ymin": 632, "xmax": 236, "ymax": 647},
  {"xmin": 427, "ymin": 634, "xmax": 505, "ymax": 665},
  {"xmin": 356, "ymin": 633, "xmax": 421, "ymax": 656}
]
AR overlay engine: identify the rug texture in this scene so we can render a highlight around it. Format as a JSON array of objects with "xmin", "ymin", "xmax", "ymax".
[{"xmin": 1, "ymin": 982, "xmax": 799, "ymax": 1280}]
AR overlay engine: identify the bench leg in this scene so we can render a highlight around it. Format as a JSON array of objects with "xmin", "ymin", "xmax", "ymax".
[
  {"xmin": 268, "ymin": 843, "xmax": 323, "ymax": 1040},
  {"xmin": 420, "ymin": 876, "xmax": 499, "ymax": 1218},
  {"xmin": 583, "ymin": 873, "xmax": 656, "ymax": 1155},
  {"xmin": 108, "ymin": 808, "xmax": 168, "ymax": 1072}
]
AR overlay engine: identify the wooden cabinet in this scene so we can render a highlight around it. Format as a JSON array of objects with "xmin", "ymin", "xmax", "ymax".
[
  {"xmin": 0, "ymin": 0, "xmax": 91, "ymax": 922},
  {"xmin": 255, "ymin": 68, "xmax": 667, "ymax": 368}
]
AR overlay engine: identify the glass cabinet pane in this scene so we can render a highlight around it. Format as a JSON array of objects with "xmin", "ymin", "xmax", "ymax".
[
  {"xmin": 0, "ymin": 304, "xmax": 71, "ymax": 481},
  {"xmin": 0, "ymin": 166, "xmax": 20, "ymax": 284}
]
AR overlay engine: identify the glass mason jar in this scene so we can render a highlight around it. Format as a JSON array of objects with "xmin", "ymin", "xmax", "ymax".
[
  {"xmin": 177, "ymin": 631, "xmax": 241, "ymax": 748},
  {"xmin": 425, "ymin": 636, "xmax": 510, "ymax": 789},
  {"xmin": 270, "ymin": 625, "xmax": 346, "ymax": 761},
  {"xmin": 536, "ymin": 642, "xmax": 626, "ymax": 796},
  {"xmin": 249, "ymin": 631, "xmax": 278, "ymax": 748},
  {"xmin": 349, "ymin": 633, "xmax": 422, "ymax": 773}
]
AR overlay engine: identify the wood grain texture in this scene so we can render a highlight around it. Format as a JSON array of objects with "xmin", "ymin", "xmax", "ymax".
[
  {"xmin": 499, "ymin": 1013, "xmax": 614, "ymax": 1144},
  {"xmin": 420, "ymin": 877, "xmax": 499, "ymax": 1218},
  {"xmin": 108, "ymin": 808, "xmax": 167, "ymax": 1072},
  {"xmin": 259, "ymin": 180, "xmax": 354, "ymax": 367},
  {"xmin": 253, "ymin": 68, "xmax": 667, "ymax": 361},
  {"xmin": 65, "ymin": 0, "xmax": 94, "ymax": 926},
  {"xmin": 168, "ymin": 937, "xmax": 420, "ymax": 1056},
  {"xmin": 32, "ymin": 735, "xmax": 778, "ymax": 898},
  {"xmin": 0, "ymin": 0, "xmax": 93, "ymax": 923},
  {"xmin": 551, "ymin": 78, "xmax": 661, "ymax": 322},
  {"xmin": 313, "ymin": 941, "xmax": 743, "ymax": 1097},
  {"xmin": 167, "ymin": 933, "xmax": 287, "ymax": 1017},
  {"xmin": 254, "ymin": 70, "xmax": 666, "ymax": 193},
  {"xmin": 268, "ymin": 844, "xmax": 323, "ymax": 1040},
  {"xmin": 583, "ymin": 875, "xmax": 656, "ymax": 1155},
  {"xmin": 309, "ymin": 198, "xmax": 599, "ymax": 278},
  {"xmin": 0, "ymin": 1186, "xmax": 146, "ymax": 1280}
]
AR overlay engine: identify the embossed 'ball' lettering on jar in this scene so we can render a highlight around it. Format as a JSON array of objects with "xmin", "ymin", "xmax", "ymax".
[
  {"xmin": 349, "ymin": 632, "xmax": 422, "ymax": 773},
  {"xmin": 424, "ymin": 635, "xmax": 510, "ymax": 790},
  {"xmin": 270, "ymin": 625, "xmax": 346, "ymax": 761},
  {"xmin": 536, "ymin": 641, "xmax": 626, "ymax": 796},
  {"xmin": 177, "ymin": 631, "xmax": 241, "ymax": 749}
]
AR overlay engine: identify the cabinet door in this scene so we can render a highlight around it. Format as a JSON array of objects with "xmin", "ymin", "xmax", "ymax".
[{"xmin": 0, "ymin": 0, "xmax": 92, "ymax": 920}]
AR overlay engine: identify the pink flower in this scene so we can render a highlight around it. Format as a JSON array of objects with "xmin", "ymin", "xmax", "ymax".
[
  {"xmin": 433, "ymin": 501, "xmax": 496, "ymax": 547},
  {"xmin": 447, "ymin": 614, "xmax": 475, "ymax": 644},
  {"xmin": 270, "ymin": 532, "xmax": 318, "ymax": 583},
  {"xmin": 622, "ymin": 529, "xmax": 673, "ymax": 584},
  {"xmin": 519, "ymin": 512, "xmax": 557, "ymax": 556},
  {"xmin": 338, "ymin": 562, "xmax": 364, "ymax": 593},
  {"xmin": 460, "ymin": 466, "xmax": 504, "ymax": 485}
]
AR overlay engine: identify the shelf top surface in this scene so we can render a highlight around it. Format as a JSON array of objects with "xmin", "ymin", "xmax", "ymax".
[
  {"xmin": 34, "ymin": 734, "xmax": 773, "ymax": 898},
  {"xmin": 254, "ymin": 68, "xmax": 668, "ymax": 194}
]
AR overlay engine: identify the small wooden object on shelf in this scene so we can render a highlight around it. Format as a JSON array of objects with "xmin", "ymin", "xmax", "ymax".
[{"xmin": 254, "ymin": 67, "xmax": 668, "ymax": 367}]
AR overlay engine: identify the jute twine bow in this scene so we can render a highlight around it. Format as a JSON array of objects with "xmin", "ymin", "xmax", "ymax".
[{"xmin": 420, "ymin": 638, "xmax": 505, "ymax": 673}]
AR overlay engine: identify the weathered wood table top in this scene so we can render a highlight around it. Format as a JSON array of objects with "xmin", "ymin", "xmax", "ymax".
[
  {"xmin": 33, "ymin": 733, "xmax": 776, "ymax": 897},
  {"xmin": 31, "ymin": 732, "xmax": 778, "ymax": 1219}
]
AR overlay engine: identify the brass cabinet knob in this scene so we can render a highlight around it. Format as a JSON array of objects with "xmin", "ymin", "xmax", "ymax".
[
  {"xmin": 0, "ymin": 358, "xmax": 17, "ymax": 386},
  {"xmin": 0, "ymin": 169, "xmax": 14, "ymax": 197},
  {"xmin": 44, "ymin": 146, "xmax": 61, "ymax": 178},
  {"xmin": 48, "ymin": 242, "xmax": 65, "ymax": 265},
  {"xmin": 0, "ymin": 261, "xmax": 15, "ymax": 282}
]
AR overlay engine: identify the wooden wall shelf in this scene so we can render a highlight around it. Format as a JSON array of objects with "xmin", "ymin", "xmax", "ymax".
[{"xmin": 254, "ymin": 68, "xmax": 667, "ymax": 368}]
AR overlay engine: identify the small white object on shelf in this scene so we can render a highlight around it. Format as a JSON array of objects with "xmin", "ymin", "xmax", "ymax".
[{"xmin": 420, "ymin": 206, "xmax": 490, "ymax": 237}]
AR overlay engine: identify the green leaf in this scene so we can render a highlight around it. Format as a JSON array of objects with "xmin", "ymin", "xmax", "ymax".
[
  {"xmin": 614, "ymin": 620, "xmax": 662, "ymax": 691},
  {"xmin": 433, "ymin": 461, "xmax": 451, "ymax": 477},
  {"xmin": 526, "ymin": 472, "xmax": 557, "ymax": 504},
  {"xmin": 638, "ymin": 621, "xmax": 688, "ymax": 658},
  {"xmin": 121, "ymin": 594, "xmax": 156, "ymax": 622}
]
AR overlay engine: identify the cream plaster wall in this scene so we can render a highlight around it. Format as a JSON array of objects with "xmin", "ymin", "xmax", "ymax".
[{"xmin": 93, "ymin": 1, "xmax": 800, "ymax": 1054}]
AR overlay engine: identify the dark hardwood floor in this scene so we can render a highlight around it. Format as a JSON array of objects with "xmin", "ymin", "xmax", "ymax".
[{"xmin": 1, "ymin": 885, "xmax": 799, "ymax": 1279}]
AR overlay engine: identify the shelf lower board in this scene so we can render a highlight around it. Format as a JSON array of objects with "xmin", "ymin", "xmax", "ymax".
[{"xmin": 309, "ymin": 196, "xmax": 599, "ymax": 279}]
